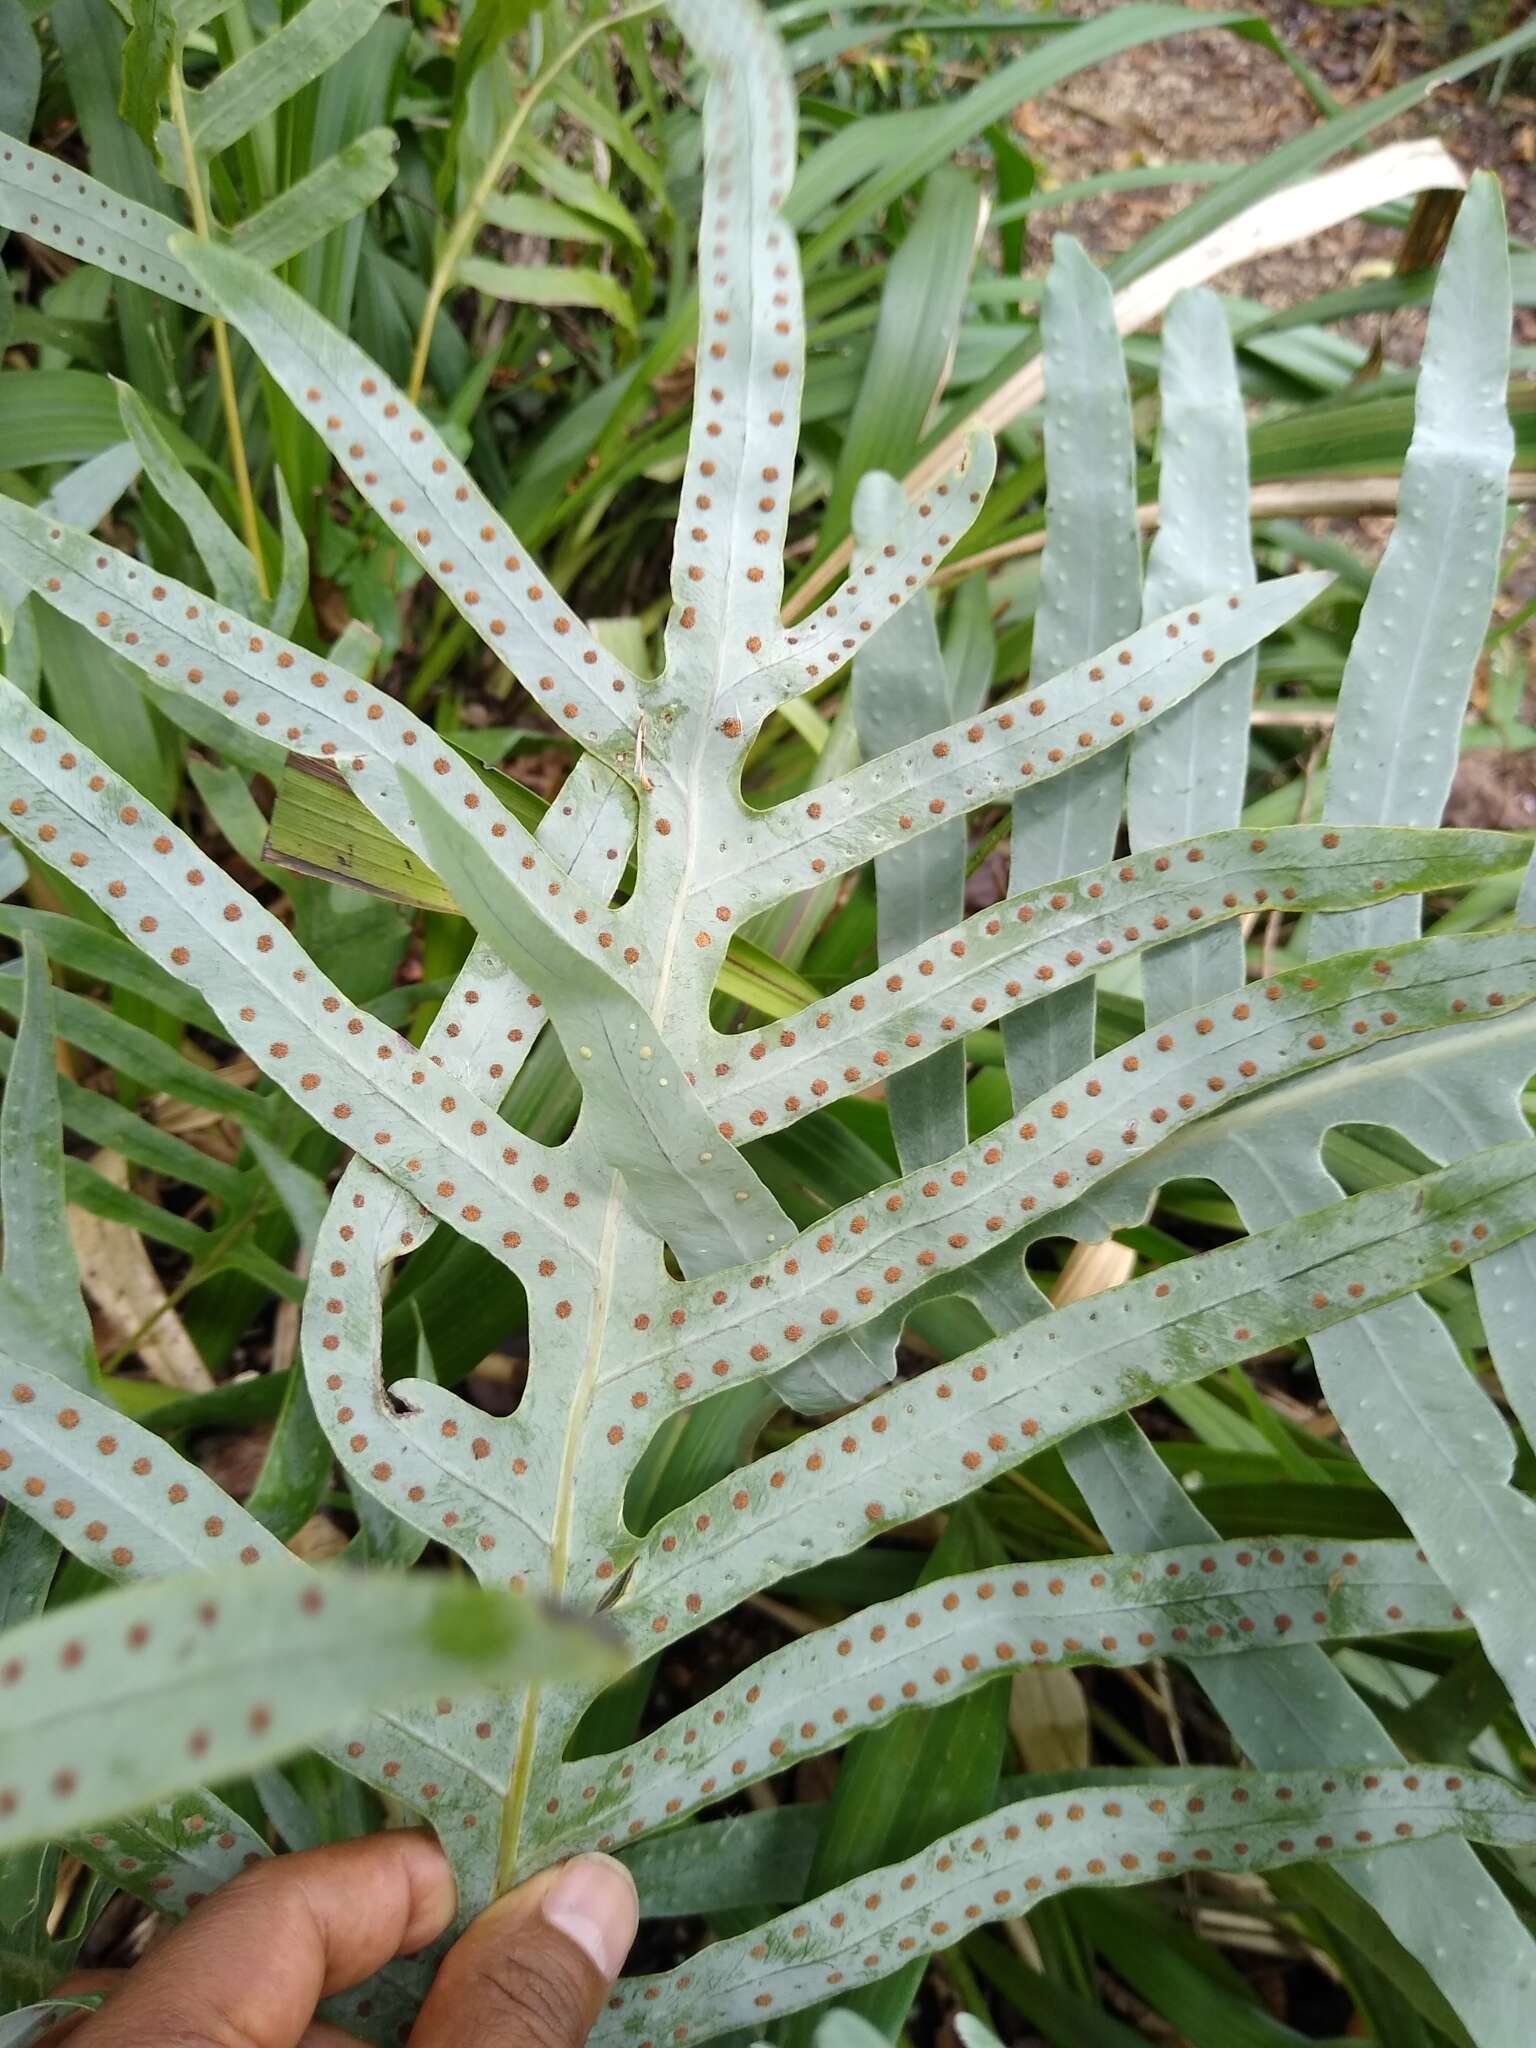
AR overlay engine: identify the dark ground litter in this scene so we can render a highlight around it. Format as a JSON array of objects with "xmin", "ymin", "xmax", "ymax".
[
  {"xmin": 1024, "ymin": 2, "xmax": 1536, "ymax": 838},
  {"xmin": 1444, "ymin": 741, "xmax": 1536, "ymax": 827},
  {"xmin": 1021, "ymin": 0, "xmax": 1535, "ymax": 313}
]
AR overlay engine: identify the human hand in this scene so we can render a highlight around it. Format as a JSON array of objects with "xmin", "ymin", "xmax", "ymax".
[{"xmin": 49, "ymin": 1833, "xmax": 639, "ymax": 2047}]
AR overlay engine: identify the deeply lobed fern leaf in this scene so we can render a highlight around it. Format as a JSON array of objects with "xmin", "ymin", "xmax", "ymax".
[{"xmin": 2, "ymin": 5, "xmax": 1535, "ymax": 2043}]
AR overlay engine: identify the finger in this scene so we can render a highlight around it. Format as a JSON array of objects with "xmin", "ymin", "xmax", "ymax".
[
  {"xmin": 36, "ymin": 1972, "xmax": 123, "ymax": 2047},
  {"xmin": 409, "ymin": 1853, "xmax": 637, "ymax": 2048},
  {"xmin": 69, "ymin": 1832, "xmax": 456, "ymax": 2048}
]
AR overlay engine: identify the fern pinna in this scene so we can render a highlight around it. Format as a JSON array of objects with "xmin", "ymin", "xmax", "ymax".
[{"xmin": 3, "ymin": 1, "xmax": 1536, "ymax": 2042}]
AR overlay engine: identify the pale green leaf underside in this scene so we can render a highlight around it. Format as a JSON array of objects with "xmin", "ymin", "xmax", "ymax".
[
  {"xmin": 699, "ymin": 824, "xmax": 1525, "ymax": 1136},
  {"xmin": 1323, "ymin": 171, "xmax": 1514, "ymax": 955},
  {"xmin": 613, "ymin": 1141, "xmax": 1536, "ymax": 1642},
  {"xmin": 173, "ymin": 235, "xmax": 644, "ymax": 761},
  {"xmin": 156, "ymin": 0, "xmax": 392, "ymax": 173},
  {"xmin": 1003, "ymin": 232, "xmax": 1140, "ymax": 1105},
  {"xmin": 0, "ymin": 1356, "xmax": 548, "ymax": 1902},
  {"xmin": 852, "ymin": 471, "xmax": 975, "ymax": 1173},
  {"xmin": 618, "ymin": 932, "xmax": 1536, "ymax": 1397},
  {"xmin": 1129, "ymin": 284, "xmax": 1256, "ymax": 1018},
  {"xmin": 1286, "ymin": 176, "xmax": 1536, "ymax": 1747},
  {"xmin": 538, "ymin": 1538, "xmax": 1456, "ymax": 1857},
  {"xmin": 68, "ymin": 1789, "xmax": 271, "ymax": 1917},
  {"xmin": 0, "ymin": 130, "xmax": 202, "ymax": 305},
  {"xmin": 594, "ymin": 1766, "xmax": 1536, "ymax": 2045},
  {"xmin": 1, "ymin": 937, "xmax": 93, "ymax": 1387},
  {"xmin": 0, "ymin": 1557, "xmax": 607, "ymax": 1851},
  {"xmin": 661, "ymin": 0, "xmax": 804, "ymax": 677},
  {"xmin": 0, "ymin": 672, "xmax": 587, "ymax": 1287},
  {"xmin": 288, "ymin": 932, "xmax": 1536, "ymax": 1603},
  {"xmin": 1, "ymin": 5, "xmax": 1532, "ymax": 2036},
  {"xmin": 1053, "ymin": 265, "xmax": 1536, "ymax": 2047},
  {"xmin": 703, "ymin": 573, "xmax": 1331, "ymax": 921}
]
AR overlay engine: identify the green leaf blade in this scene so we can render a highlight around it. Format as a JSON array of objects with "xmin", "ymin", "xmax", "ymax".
[
  {"xmin": 0, "ymin": 1562, "xmax": 615, "ymax": 1852},
  {"xmin": 0, "ymin": 939, "xmax": 92, "ymax": 1389}
]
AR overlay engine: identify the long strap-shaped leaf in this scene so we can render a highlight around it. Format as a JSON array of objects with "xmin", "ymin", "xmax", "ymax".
[
  {"xmin": 0, "ymin": 675, "xmax": 588, "ymax": 1284},
  {"xmin": 1477, "ymin": 864, "xmax": 1536, "ymax": 1451},
  {"xmin": 0, "ymin": 1558, "xmax": 604, "ymax": 1852},
  {"xmin": 1041, "ymin": 1004, "xmax": 1536, "ymax": 1276},
  {"xmin": 1304, "ymin": 1285, "xmax": 1536, "ymax": 1745},
  {"xmin": 0, "ymin": 1357, "xmax": 518, "ymax": 1901},
  {"xmin": 0, "ymin": 955, "xmax": 269, "ymax": 1943},
  {"xmin": 615, "ymin": 931, "xmax": 1536, "ymax": 1392},
  {"xmin": 535, "ymin": 1539, "xmax": 1456, "ymax": 1859},
  {"xmin": 697, "ymin": 825, "xmax": 1523, "ymax": 1137},
  {"xmin": 228, "ymin": 129, "xmax": 402, "ymax": 272},
  {"xmin": 1, "ymin": 939, "xmax": 93, "ymax": 1388},
  {"xmin": 1264, "ymin": 175, "xmax": 1536, "ymax": 1746},
  {"xmin": 1054, "ymin": 278, "xmax": 1536, "ymax": 2048},
  {"xmin": 174, "ymin": 237, "xmax": 643, "ymax": 763},
  {"xmin": 0, "ymin": 130, "xmax": 202, "ymax": 307},
  {"xmin": 1035, "ymin": 1000, "xmax": 1536, "ymax": 2034},
  {"xmin": 728, "ymin": 436, "xmax": 996, "ymax": 728},
  {"xmin": 1320, "ymin": 172, "xmax": 1515, "ymax": 957},
  {"xmin": 851, "ymin": 473, "xmax": 988, "ymax": 1173},
  {"xmin": 696, "ymin": 573, "xmax": 1329, "ymax": 921},
  {"xmin": 660, "ymin": 0, "xmax": 803, "ymax": 691},
  {"xmin": 591, "ymin": 1765, "xmax": 1536, "ymax": 2046},
  {"xmin": 0, "ymin": 495, "xmax": 643, "ymax": 1025},
  {"xmin": 294, "ymin": 943, "xmax": 1536, "ymax": 1610},
  {"xmin": 614, "ymin": 1141, "xmax": 1536, "ymax": 1638},
  {"xmin": 1127, "ymin": 285, "xmax": 1257, "ymax": 1015},
  {"xmin": 117, "ymin": 383, "xmax": 266, "ymax": 620},
  {"xmin": 1003, "ymin": 234, "xmax": 1141, "ymax": 1104},
  {"xmin": 1057, "ymin": 1420, "xmax": 1532, "ymax": 2043},
  {"xmin": 156, "ymin": 0, "xmax": 392, "ymax": 173}
]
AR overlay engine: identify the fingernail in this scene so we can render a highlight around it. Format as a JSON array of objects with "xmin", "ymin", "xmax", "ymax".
[{"xmin": 542, "ymin": 1853, "xmax": 638, "ymax": 1981}]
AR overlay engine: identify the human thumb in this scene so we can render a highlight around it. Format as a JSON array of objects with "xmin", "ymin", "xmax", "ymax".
[{"xmin": 408, "ymin": 1853, "xmax": 638, "ymax": 2048}]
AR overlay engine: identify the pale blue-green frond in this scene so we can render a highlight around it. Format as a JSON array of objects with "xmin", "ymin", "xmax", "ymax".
[
  {"xmin": 1321, "ymin": 172, "xmax": 1514, "ymax": 953},
  {"xmin": 851, "ymin": 471, "xmax": 970, "ymax": 1173},
  {"xmin": 176, "ymin": 237, "xmax": 644, "ymax": 762},
  {"xmin": 0, "ymin": 938, "xmax": 92, "ymax": 1388},
  {"xmin": 596, "ymin": 1765, "xmax": 1536, "ymax": 2046},
  {"xmin": 1129, "ymin": 285, "xmax": 1256, "ymax": 1018},
  {"xmin": 1004, "ymin": 233, "xmax": 1141, "ymax": 1103},
  {"xmin": 0, "ymin": 1559, "xmax": 612, "ymax": 1851}
]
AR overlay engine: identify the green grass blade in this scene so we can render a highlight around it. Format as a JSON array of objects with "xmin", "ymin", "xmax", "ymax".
[
  {"xmin": 456, "ymin": 255, "xmax": 637, "ymax": 332},
  {"xmin": 228, "ymin": 128, "xmax": 400, "ymax": 269},
  {"xmin": 815, "ymin": 166, "xmax": 984, "ymax": 566},
  {"xmin": 160, "ymin": 0, "xmax": 391, "ymax": 172}
]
